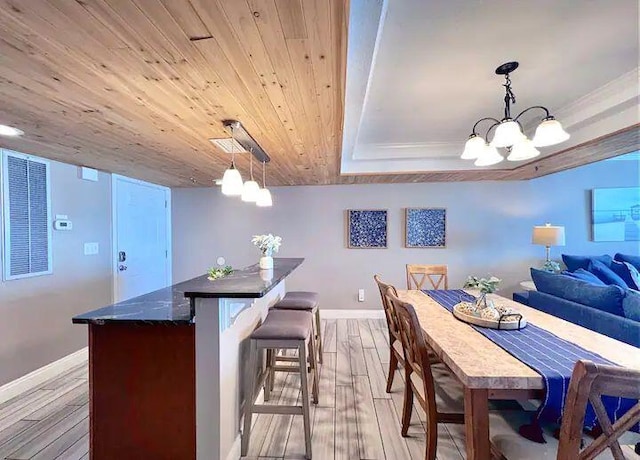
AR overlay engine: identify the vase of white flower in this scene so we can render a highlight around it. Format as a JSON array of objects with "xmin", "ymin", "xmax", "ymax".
[
  {"xmin": 252, "ymin": 234, "xmax": 282, "ymax": 270},
  {"xmin": 463, "ymin": 275, "xmax": 501, "ymax": 309}
]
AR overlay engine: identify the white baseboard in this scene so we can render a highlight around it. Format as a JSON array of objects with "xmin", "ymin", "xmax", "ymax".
[
  {"xmin": 0, "ymin": 347, "xmax": 88, "ymax": 405},
  {"xmin": 226, "ymin": 435, "xmax": 241, "ymax": 460},
  {"xmin": 320, "ymin": 309, "xmax": 385, "ymax": 319}
]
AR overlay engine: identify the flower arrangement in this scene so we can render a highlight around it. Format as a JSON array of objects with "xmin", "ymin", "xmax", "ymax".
[
  {"xmin": 463, "ymin": 275, "xmax": 501, "ymax": 308},
  {"xmin": 207, "ymin": 266, "xmax": 233, "ymax": 281},
  {"xmin": 251, "ymin": 234, "xmax": 282, "ymax": 256}
]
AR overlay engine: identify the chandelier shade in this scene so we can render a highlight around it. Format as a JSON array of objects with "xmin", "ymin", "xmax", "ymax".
[
  {"xmin": 474, "ymin": 144, "xmax": 504, "ymax": 166},
  {"xmin": 462, "ymin": 61, "xmax": 569, "ymax": 166},
  {"xmin": 256, "ymin": 188, "xmax": 273, "ymax": 207},
  {"xmin": 461, "ymin": 135, "xmax": 486, "ymax": 160},
  {"xmin": 507, "ymin": 138, "xmax": 540, "ymax": 161},
  {"xmin": 241, "ymin": 180, "xmax": 260, "ymax": 202},
  {"xmin": 532, "ymin": 117, "xmax": 570, "ymax": 147},
  {"xmin": 221, "ymin": 166, "xmax": 243, "ymax": 196}
]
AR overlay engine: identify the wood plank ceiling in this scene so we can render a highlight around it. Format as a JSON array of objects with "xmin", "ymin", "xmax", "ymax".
[
  {"xmin": 0, "ymin": 1, "xmax": 636, "ymax": 187},
  {"xmin": 0, "ymin": 0, "xmax": 348, "ymax": 186}
]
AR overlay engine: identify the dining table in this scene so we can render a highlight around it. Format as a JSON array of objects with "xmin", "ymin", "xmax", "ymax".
[{"xmin": 398, "ymin": 289, "xmax": 640, "ymax": 460}]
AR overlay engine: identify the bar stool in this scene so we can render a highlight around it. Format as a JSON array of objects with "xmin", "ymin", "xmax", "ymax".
[
  {"xmin": 272, "ymin": 291, "xmax": 323, "ymax": 364},
  {"xmin": 241, "ymin": 309, "xmax": 319, "ymax": 459}
]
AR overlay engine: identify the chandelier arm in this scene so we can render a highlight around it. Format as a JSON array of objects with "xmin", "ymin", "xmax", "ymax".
[
  {"xmin": 471, "ymin": 117, "xmax": 501, "ymax": 136},
  {"xmin": 514, "ymin": 105, "xmax": 551, "ymax": 123},
  {"xmin": 483, "ymin": 121, "xmax": 502, "ymax": 141}
]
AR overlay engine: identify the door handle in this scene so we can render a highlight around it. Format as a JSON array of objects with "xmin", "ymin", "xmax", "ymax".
[
  {"xmin": 118, "ymin": 265, "xmax": 128, "ymax": 271},
  {"xmin": 118, "ymin": 251, "xmax": 127, "ymax": 262}
]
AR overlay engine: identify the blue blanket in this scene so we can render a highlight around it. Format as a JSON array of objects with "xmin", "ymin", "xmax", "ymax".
[{"xmin": 425, "ymin": 289, "xmax": 639, "ymax": 439}]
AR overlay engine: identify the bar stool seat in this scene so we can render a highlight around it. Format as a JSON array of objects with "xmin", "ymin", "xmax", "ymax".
[
  {"xmin": 273, "ymin": 291, "xmax": 323, "ymax": 365},
  {"xmin": 242, "ymin": 309, "xmax": 319, "ymax": 459},
  {"xmin": 251, "ymin": 310, "xmax": 312, "ymax": 340}
]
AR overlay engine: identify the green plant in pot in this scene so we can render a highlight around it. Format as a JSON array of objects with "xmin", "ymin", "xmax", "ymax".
[{"xmin": 463, "ymin": 275, "xmax": 501, "ymax": 308}]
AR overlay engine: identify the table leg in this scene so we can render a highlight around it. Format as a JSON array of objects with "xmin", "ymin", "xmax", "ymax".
[{"xmin": 464, "ymin": 387, "xmax": 490, "ymax": 460}]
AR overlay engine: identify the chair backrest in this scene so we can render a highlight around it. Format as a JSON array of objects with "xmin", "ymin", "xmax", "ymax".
[
  {"xmin": 557, "ymin": 360, "xmax": 640, "ymax": 460},
  {"xmin": 385, "ymin": 289, "xmax": 438, "ymax": 423},
  {"xmin": 406, "ymin": 264, "xmax": 448, "ymax": 290},
  {"xmin": 373, "ymin": 275, "xmax": 400, "ymax": 341}
]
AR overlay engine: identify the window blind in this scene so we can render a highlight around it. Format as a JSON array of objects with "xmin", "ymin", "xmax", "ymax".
[{"xmin": 3, "ymin": 151, "xmax": 52, "ymax": 279}]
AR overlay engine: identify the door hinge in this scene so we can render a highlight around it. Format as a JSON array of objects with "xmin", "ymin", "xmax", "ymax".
[
  {"xmin": 165, "ymin": 200, "xmax": 167, "ymax": 208},
  {"xmin": 165, "ymin": 250, "xmax": 168, "ymax": 258}
]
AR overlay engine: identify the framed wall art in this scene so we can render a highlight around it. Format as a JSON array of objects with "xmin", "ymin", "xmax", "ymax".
[
  {"xmin": 347, "ymin": 209, "xmax": 388, "ymax": 248},
  {"xmin": 405, "ymin": 208, "xmax": 446, "ymax": 248}
]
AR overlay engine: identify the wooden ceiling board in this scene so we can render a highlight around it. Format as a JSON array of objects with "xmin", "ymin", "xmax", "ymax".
[{"xmin": 0, "ymin": 1, "xmax": 634, "ymax": 187}]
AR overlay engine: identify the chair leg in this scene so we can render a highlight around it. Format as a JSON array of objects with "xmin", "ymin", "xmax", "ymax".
[
  {"xmin": 241, "ymin": 340, "xmax": 258, "ymax": 456},
  {"xmin": 298, "ymin": 342, "xmax": 312, "ymax": 459},
  {"xmin": 314, "ymin": 308, "xmax": 323, "ymax": 365},
  {"xmin": 386, "ymin": 350, "xmax": 398, "ymax": 393},
  {"xmin": 401, "ymin": 370, "xmax": 414, "ymax": 437},
  {"xmin": 269, "ymin": 349, "xmax": 277, "ymax": 392},
  {"xmin": 264, "ymin": 348, "xmax": 272, "ymax": 402},
  {"xmin": 308, "ymin": 331, "xmax": 319, "ymax": 404}
]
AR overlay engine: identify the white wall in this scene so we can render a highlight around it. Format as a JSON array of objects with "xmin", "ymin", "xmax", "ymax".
[
  {"xmin": 172, "ymin": 155, "xmax": 640, "ymax": 311},
  {"xmin": 0, "ymin": 159, "xmax": 112, "ymax": 386}
]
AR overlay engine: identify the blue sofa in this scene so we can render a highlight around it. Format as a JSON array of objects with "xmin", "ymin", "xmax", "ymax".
[{"xmin": 513, "ymin": 253, "xmax": 640, "ymax": 347}]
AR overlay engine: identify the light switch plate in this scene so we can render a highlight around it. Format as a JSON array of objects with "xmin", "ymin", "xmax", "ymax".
[
  {"xmin": 84, "ymin": 242, "xmax": 99, "ymax": 255},
  {"xmin": 358, "ymin": 289, "xmax": 365, "ymax": 302}
]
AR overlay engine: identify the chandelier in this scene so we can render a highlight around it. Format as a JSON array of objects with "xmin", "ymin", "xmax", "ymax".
[{"xmin": 462, "ymin": 61, "xmax": 570, "ymax": 166}]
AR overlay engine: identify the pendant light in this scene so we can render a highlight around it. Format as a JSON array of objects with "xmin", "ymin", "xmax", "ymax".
[
  {"xmin": 221, "ymin": 124, "xmax": 243, "ymax": 196},
  {"xmin": 462, "ymin": 61, "xmax": 569, "ymax": 166},
  {"xmin": 241, "ymin": 149, "xmax": 261, "ymax": 202},
  {"xmin": 256, "ymin": 160, "xmax": 273, "ymax": 207}
]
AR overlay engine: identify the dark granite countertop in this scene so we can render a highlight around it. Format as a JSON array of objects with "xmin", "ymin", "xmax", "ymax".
[{"xmin": 72, "ymin": 258, "xmax": 304, "ymax": 325}]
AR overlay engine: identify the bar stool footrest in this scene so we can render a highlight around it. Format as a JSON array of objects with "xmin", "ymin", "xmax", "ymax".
[{"xmin": 252, "ymin": 404, "xmax": 304, "ymax": 415}]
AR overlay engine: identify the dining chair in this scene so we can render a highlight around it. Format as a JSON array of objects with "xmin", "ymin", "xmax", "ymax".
[
  {"xmin": 386, "ymin": 289, "xmax": 464, "ymax": 460},
  {"xmin": 406, "ymin": 264, "xmax": 448, "ymax": 290},
  {"xmin": 557, "ymin": 360, "xmax": 640, "ymax": 460},
  {"xmin": 373, "ymin": 275, "xmax": 405, "ymax": 393}
]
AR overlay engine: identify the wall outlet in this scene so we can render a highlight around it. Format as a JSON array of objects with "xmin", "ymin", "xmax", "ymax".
[
  {"xmin": 358, "ymin": 289, "xmax": 365, "ymax": 302},
  {"xmin": 84, "ymin": 242, "xmax": 99, "ymax": 255}
]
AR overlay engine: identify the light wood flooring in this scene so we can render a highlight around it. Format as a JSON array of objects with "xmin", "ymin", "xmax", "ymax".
[{"xmin": 1, "ymin": 319, "xmax": 638, "ymax": 460}]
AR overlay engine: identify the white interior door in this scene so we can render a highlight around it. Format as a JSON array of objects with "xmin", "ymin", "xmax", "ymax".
[{"xmin": 113, "ymin": 175, "xmax": 171, "ymax": 302}]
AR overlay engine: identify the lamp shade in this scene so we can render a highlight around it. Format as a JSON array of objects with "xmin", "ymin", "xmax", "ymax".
[
  {"xmin": 532, "ymin": 224, "xmax": 565, "ymax": 246},
  {"xmin": 241, "ymin": 179, "xmax": 260, "ymax": 202},
  {"xmin": 507, "ymin": 138, "xmax": 540, "ymax": 161},
  {"xmin": 256, "ymin": 188, "xmax": 273, "ymax": 207},
  {"xmin": 474, "ymin": 144, "xmax": 504, "ymax": 166},
  {"xmin": 532, "ymin": 118, "xmax": 570, "ymax": 147},
  {"xmin": 489, "ymin": 119, "xmax": 523, "ymax": 148},
  {"xmin": 461, "ymin": 135, "xmax": 485, "ymax": 160},
  {"xmin": 221, "ymin": 166, "xmax": 243, "ymax": 196}
]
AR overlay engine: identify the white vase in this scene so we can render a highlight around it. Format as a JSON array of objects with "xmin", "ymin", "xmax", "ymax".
[{"xmin": 259, "ymin": 256, "xmax": 273, "ymax": 270}]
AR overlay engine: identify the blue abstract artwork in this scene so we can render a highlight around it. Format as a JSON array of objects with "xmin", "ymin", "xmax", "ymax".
[
  {"xmin": 405, "ymin": 208, "xmax": 446, "ymax": 248},
  {"xmin": 347, "ymin": 210, "xmax": 387, "ymax": 248},
  {"xmin": 592, "ymin": 187, "xmax": 640, "ymax": 241}
]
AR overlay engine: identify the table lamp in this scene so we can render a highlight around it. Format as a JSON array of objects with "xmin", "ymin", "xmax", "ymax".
[{"xmin": 532, "ymin": 223, "xmax": 565, "ymax": 272}]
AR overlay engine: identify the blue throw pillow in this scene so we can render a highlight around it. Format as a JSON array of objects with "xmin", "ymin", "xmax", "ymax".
[
  {"xmin": 561, "ymin": 269, "xmax": 606, "ymax": 286},
  {"xmin": 622, "ymin": 289, "xmax": 640, "ymax": 321},
  {"xmin": 531, "ymin": 268, "xmax": 625, "ymax": 317},
  {"xmin": 587, "ymin": 260, "xmax": 628, "ymax": 289},
  {"xmin": 609, "ymin": 261, "xmax": 639, "ymax": 290},
  {"xmin": 562, "ymin": 254, "xmax": 613, "ymax": 272},
  {"xmin": 614, "ymin": 253, "xmax": 640, "ymax": 272}
]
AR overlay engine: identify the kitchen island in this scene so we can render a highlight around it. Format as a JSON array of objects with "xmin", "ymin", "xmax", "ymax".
[{"xmin": 73, "ymin": 258, "xmax": 304, "ymax": 460}]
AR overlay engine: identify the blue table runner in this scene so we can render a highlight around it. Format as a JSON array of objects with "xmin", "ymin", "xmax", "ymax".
[{"xmin": 424, "ymin": 289, "xmax": 639, "ymax": 440}]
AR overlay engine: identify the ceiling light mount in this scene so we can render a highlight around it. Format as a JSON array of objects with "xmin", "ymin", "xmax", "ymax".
[
  {"xmin": 462, "ymin": 61, "xmax": 570, "ymax": 166},
  {"xmin": 222, "ymin": 120, "xmax": 270, "ymax": 164}
]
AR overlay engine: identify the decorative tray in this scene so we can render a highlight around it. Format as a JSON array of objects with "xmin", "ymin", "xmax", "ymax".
[{"xmin": 453, "ymin": 301, "xmax": 527, "ymax": 330}]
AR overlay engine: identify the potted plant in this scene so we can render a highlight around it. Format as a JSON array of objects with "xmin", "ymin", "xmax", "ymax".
[
  {"xmin": 463, "ymin": 275, "xmax": 501, "ymax": 308},
  {"xmin": 251, "ymin": 234, "xmax": 282, "ymax": 269}
]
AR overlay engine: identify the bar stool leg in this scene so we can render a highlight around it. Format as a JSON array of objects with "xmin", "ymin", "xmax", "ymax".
[
  {"xmin": 241, "ymin": 340, "xmax": 258, "ymax": 456},
  {"xmin": 308, "ymin": 330, "xmax": 319, "ymax": 404},
  {"xmin": 298, "ymin": 341, "xmax": 312, "ymax": 459},
  {"xmin": 314, "ymin": 308, "xmax": 323, "ymax": 364}
]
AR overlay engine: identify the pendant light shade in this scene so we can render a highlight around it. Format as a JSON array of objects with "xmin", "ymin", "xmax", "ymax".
[
  {"xmin": 474, "ymin": 144, "xmax": 504, "ymax": 167},
  {"xmin": 532, "ymin": 118, "xmax": 570, "ymax": 147},
  {"xmin": 221, "ymin": 166, "xmax": 243, "ymax": 196},
  {"xmin": 461, "ymin": 134, "xmax": 486, "ymax": 159},
  {"xmin": 489, "ymin": 119, "xmax": 523, "ymax": 148},
  {"xmin": 241, "ymin": 180, "xmax": 260, "ymax": 202},
  {"xmin": 507, "ymin": 138, "xmax": 540, "ymax": 161},
  {"xmin": 256, "ymin": 188, "xmax": 273, "ymax": 207}
]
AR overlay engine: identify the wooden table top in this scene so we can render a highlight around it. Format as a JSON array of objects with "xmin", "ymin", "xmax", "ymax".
[{"xmin": 398, "ymin": 290, "xmax": 640, "ymax": 390}]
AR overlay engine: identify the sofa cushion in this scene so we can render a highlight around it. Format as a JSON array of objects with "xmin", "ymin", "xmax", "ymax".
[
  {"xmin": 562, "ymin": 254, "xmax": 613, "ymax": 272},
  {"xmin": 614, "ymin": 253, "xmax": 640, "ymax": 272},
  {"xmin": 609, "ymin": 261, "xmax": 639, "ymax": 290},
  {"xmin": 622, "ymin": 289, "xmax": 640, "ymax": 322},
  {"xmin": 588, "ymin": 260, "xmax": 628, "ymax": 289},
  {"xmin": 530, "ymin": 268, "xmax": 625, "ymax": 317},
  {"xmin": 561, "ymin": 268, "xmax": 606, "ymax": 286}
]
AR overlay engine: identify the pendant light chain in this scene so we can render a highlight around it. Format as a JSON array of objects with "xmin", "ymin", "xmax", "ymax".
[
  {"xmin": 249, "ymin": 149, "xmax": 254, "ymax": 179},
  {"xmin": 262, "ymin": 160, "xmax": 267, "ymax": 187}
]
